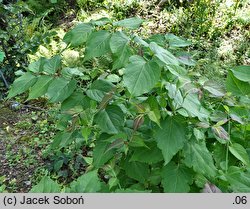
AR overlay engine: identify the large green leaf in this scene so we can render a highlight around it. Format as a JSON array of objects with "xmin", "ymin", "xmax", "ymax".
[
  {"xmin": 86, "ymin": 79, "xmax": 114, "ymax": 102},
  {"xmin": 67, "ymin": 170, "xmax": 101, "ymax": 192},
  {"xmin": 63, "ymin": 23, "xmax": 93, "ymax": 47},
  {"xmin": 230, "ymin": 66, "xmax": 250, "ymax": 82},
  {"xmin": 154, "ymin": 116, "xmax": 187, "ymax": 164},
  {"xmin": 123, "ymin": 55, "xmax": 161, "ymax": 96},
  {"xmin": 110, "ymin": 31, "xmax": 130, "ymax": 53},
  {"xmin": 61, "ymin": 91, "xmax": 90, "ymax": 111},
  {"xmin": 28, "ymin": 57, "xmax": 46, "ymax": 73},
  {"xmin": 229, "ymin": 143, "xmax": 250, "ymax": 165},
  {"xmin": 149, "ymin": 42, "xmax": 179, "ymax": 66},
  {"xmin": 183, "ymin": 139, "xmax": 217, "ymax": 177},
  {"xmin": 226, "ymin": 71, "xmax": 250, "ymax": 96},
  {"xmin": 130, "ymin": 142, "xmax": 163, "ymax": 164},
  {"xmin": 124, "ymin": 161, "xmax": 150, "ymax": 183},
  {"xmin": 7, "ymin": 72, "xmax": 37, "ymax": 98},
  {"xmin": 181, "ymin": 93, "xmax": 210, "ymax": 120},
  {"xmin": 84, "ymin": 30, "xmax": 111, "ymax": 61},
  {"xmin": 225, "ymin": 166, "xmax": 250, "ymax": 192},
  {"xmin": 44, "ymin": 55, "xmax": 61, "ymax": 74},
  {"xmin": 165, "ymin": 34, "xmax": 192, "ymax": 48},
  {"xmin": 28, "ymin": 75, "xmax": 53, "ymax": 100},
  {"xmin": 47, "ymin": 78, "xmax": 77, "ymax": 103},
  {"xmin": 51, "ymin": 131, "xmax": 74, "ymax": 149},
  {"xmin": 0, "ymin": 50, "xmax": 5, "ymax": 62},
  {"xmin": 113, "ymin": 17, "xmax": 143, "ymax": 29},
  {"xmin": 94, "ymin": 105, "xmax": 125, "ymax": 134},
  {"xmin": 93, "ymin": 135, "xmax": 115, "ymax": 168},
  {"xmin": 161, "ymin": 162, "xmax": 192, "ymax": 192},
  {"xmin": 110, "ymin": 31, "xmax": 132, "ymax": 69},
  {"xmin": 30, "ymin": 176, "xmax": 61, "ymax": 193}
]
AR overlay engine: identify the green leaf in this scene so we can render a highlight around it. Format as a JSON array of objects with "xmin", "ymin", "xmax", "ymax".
[
  {"xmin": 229, "ymin": 143, "xmax": 250, "ymax": 165},
  {"xmin": 30, "ymin": 176, "xmax": 61, "ymax": 193},
  {"xmin": 0, "ymin": 51, "xmax": 5, "ymax": 62},
  {"xmin": 203, "ymin": 80, "xmax": 226, "ymax": 97},
  {"xmin": 162, "ymin": 162, "xmax": 192, "ymax": 192},
  {"xmin": 63, "ymin": 23, "xmax": 93, "ymax": 47},
  {"xmin": 61, "ymin": 91, "xmax": 90, "ymax": 111},
  {"xmin": 230, "ymin": 66, "xmax": 250, "ymax": 82},
  {"xmin": 165, "ymin": 34, "xmax": 192, "ymax": 48},
  {"xmin": 28, "ymin": 57, "xmax": 46, "ymax": 73},
  {"xmin": 110, "ymin": 31, "xmax": 132, "ymax": 69},
  {"xmin": 130, "ymin": 142, "xmax": 163, "ymax": 164},
  {"xmin": 93, "ymin": 134, "xmax": 115, "ymax": 168},
  {"xmin": 124, "ymin": 161, "xmax": 150, "ymax": 183},
  {"xmin": 7, "ymin": 72, "xmax": 37, "ymax": 98},
  {"xmin": 28, "ymin": 75, "xmax": 53, "ymax": 100},
  {"xmin": 51, "ymin": 131, "xmax": 74, "ymax": 149},
  {"xmin": 149, "ymin": 42, "xmax": 179, "ymax": 66},
  {"xmin": 110, "ymin": 31, "xmax": 130, "ymax": 53},
  {"xmin": 225, "ymin": 166, "xmax": 250, "ymax": 192},
  {"xmin": 123, "ymin": 55, "xmax": 161, "ymax": 96},
  {"xmin": 44, "ymin": 55, "xmax": 61, "ymax": 74},
  {"xmin": 90, "ymin": 17, "xmax": 111, "ymax": 26},
  {"xmin": 154, "ymin": 116, "xmax": 187, "ymax": 164},
  {"xmin": 86, "ymin": 79, "xmax": 115, "ymax": 102},
  {"xmin": 181, "ymin": 93, "xmax": 210, "ymax": 120},
  {"xmin": 67, "ymin": 170, "xmax": 101, "ymax": 192},
  {"xmin": 84, "ymin": 30, "xmax": 111, "ymax": 61},
  {"xmin": 113, "ymin": 17, "xmax": 143, "ymax": 29},
  {"xmin": 183, "ymin": 139, "xmax": 217, "ymax": 177},
  {"xmin": 94, "ymin": 105, "xmax": 125, "ymax": 134},
  {"xmin": 226, "ymin": 71, "xmax": 250, "ymax": 96},
  {"xmin": 47, "ymin": 78, "xmax": 77, "ymax": 103}
]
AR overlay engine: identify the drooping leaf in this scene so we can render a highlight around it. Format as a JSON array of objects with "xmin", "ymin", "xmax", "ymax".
[
  {"xmin": 28, "ymin": 75, "xmax": 53, "ymax": 100},
  {"xmin": 230, "ymin": 66, "xmax": 250, "ymax": 82},
  {"xmin": 43, "ymin": 55, "xmax": 61, "ymax": 74},
  {"xmin": 226, "ymin": 71, "xmax": 250, "ymax": 96},
  {"xmin": 67, "ymin": 170, "xmax": 101, "ymax": 192},
  {"xmin": 124, "ymin": 161, "xmax": 150, "ymax": 183},
  {"xmin": 30, "ymin": 176, "xmax": 61, "ymax": 193},
  {"xmin": 123, "ymin": 55, "xmax": 161, "ymax": 96},
  {"xmin": 130, "ymin": 142, "xmax": 163, "ymax": 164},
  {"xmin": 154, "ymin": 116, "xmax": 187, "ymax": 164},
  {"xmin": 47, "ymin": 78, "xmax": 77, "ymax": 103},
  {"xmin": 149, "ymin": 42, "xmax": 179, "ymax": 66},
  {"xmin": 183, "ymin": 138, "xmax": 217, "ymax": 177},
  {"xmin": 86, "ymin": 79, "xmax": 114, "ymax": 102},
  {"xmin": 7, "ymin": 72, "xmax": 37, "ymax": 98},
  {"xmin": 84, "ymin": 30, "xmax": 111, "ymax": 61},
  {"xmin": 94, "ymin": 105, "xmax": 125, "ymax": 134},
  {"xmin": 161, "ymin": 162, "xmax": 192, "ymax": 192},
  {"xmin": 113, "ymin": 17, "xmax": 143, "ymax": 29},
  {"xmin": 229, "ymin": 143, "xmax": 250, "ymax": 165},
  {"xmin": 63, "ymin": 23, "xmax": 93, "ymax": 47}
]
